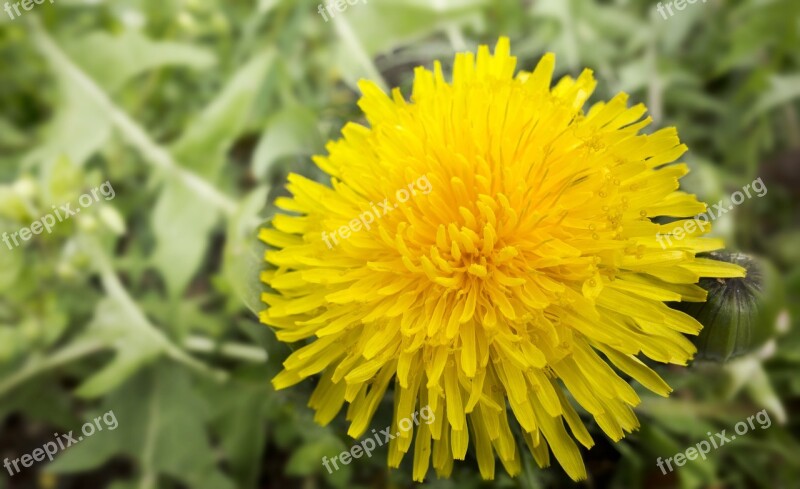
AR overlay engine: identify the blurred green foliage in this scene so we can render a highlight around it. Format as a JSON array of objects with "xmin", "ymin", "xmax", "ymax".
[{"xmin": 0, "ymin": 0, "xmax": 798, "ymax": 488}]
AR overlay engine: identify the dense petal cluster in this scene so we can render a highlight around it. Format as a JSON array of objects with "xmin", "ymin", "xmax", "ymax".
[{"xmin": 259, "ymin": 38, "xmax": 744, "ymax": 480}]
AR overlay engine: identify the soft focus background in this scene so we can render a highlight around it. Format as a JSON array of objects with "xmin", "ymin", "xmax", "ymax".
[{"xmin": 1, "ymin": 0, "xmax": 799, "ymax": 488}]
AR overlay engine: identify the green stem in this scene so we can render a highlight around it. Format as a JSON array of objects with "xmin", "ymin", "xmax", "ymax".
[
  {"xmin": 0, "ymin": 339, "xmax": 106, "ymax": 397},
  {"xmin": 184, "ymin": 335, "xmax": 268, "ymax": 363},
  {"xmin": 28, "ymin": 17, "xmax": 237, "ymax": 216},
  {"xmin": 89, "ymin": 238, "xmax": 229, "ymax": 382}
]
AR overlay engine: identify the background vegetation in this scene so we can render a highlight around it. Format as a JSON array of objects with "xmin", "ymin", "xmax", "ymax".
[{"xmin": 0, "ymin": 0, "xmax": 798, "ymax": 488}]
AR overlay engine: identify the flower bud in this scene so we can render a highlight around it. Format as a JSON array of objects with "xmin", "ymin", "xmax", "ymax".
[{"xmin": 674, "ymin": 252, "xmax": 784, "ymax": 362}]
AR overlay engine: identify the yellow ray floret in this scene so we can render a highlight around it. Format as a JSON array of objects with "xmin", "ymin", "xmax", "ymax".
[{"xmin": 259, "ymin": 37, "xmax": 744, "ymax": 481}]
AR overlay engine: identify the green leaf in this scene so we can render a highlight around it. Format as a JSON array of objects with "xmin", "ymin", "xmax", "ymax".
[
  {"xmin": 745, "ymin": 74, "xmax": 800, "ymax": 124},
  {"xmin": 252, "ymin": 106, "xmax": 323, "ymax": 179},
  {"xmin": 171, "ymin": 49, "xmax": 275, "ymax": 177},
  {"xmin": 207, "ymin": 377, "xmax": 270, "ymax": 488},
  {"xmin": 743, "ymin": 362, "xmax": 787, "ymax": 424},
  {"xmin": 27, "ymin": 29, "xmax": 214, "ymax": 170},
  {"xmin": 150, "ymin": 178, "xmax": 220, "ymax": 298},
  {"xmin": 44, "ymin": 408, "xmax": 123, "ymax": 473},
  {"xmin": 51, "ymin": 365, "xmax": 235, "ymax": 489},
  {"xmin": 222, "ymin": 186, "xmax": 270, "ymax": 315},
  {"xmin": 74, "ymin": 298, "xmax": 162, "ymax": 398},
  {"xmin": 0, "ymin": 377, "xmax": 77, "ymax": 428},
  {"xmin": 22, "ymin": 74, "xmax": 111, "ymax": 169},
  {"xmin": 332, "ymin": 0, "xmax": 490, "ymax": 89},
  {"xmin": 285, "ymin": 435, "xmax": 349, "ymax": 477},
  {"xmin": 65, "ymin": 29, "xmax": 216, "ymax": 92}
]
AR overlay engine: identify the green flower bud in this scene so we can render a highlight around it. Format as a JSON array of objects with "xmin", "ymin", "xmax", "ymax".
[{"xmin": 674, "ymin": 252, "xmax": 784, "ymax": 362}]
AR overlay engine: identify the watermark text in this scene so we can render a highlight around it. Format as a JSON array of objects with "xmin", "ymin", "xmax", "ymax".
[
  {"xmin": 322, "ymin": 405, "xmax": 434, "ymax": 473},
  {"xmin": 656, "ymin": 409, "xmax": 771, "ymax": 474},
  {"xmin": 4, "ymin": 410, "xmax": 118, "ymax": 477}
]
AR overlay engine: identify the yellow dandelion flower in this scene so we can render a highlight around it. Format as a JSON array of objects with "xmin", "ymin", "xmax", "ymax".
[{"xmin": 259, "ymin": 37, "xmax": 745, "ymax": 481}]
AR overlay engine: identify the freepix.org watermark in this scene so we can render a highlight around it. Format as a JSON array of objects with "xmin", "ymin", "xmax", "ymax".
[
  {"xmin": 321, "ymin": 405, "xmax": 434, "ymax": 474},
  {"xmin": 316, "ymin": 0, "xmax": 366, "ymax": 22},
  {"xmin": 655, "ymin": 0, "xmax": 707, "ymax": 20},
  {"xmin": 3, "ymin": 0, "xmax": 55, "ymax": 20},
  {"xmin": 2, "ymin": 180, "xmax": 116, "ymax": 251},
  {"xmin": 4, "ymin": 410, "xmax": 118, "ymax": 477},
  {"xmin": 321, "ymin": 175, "xmax": 432, "ymax": 249},
  {"xmin": 656, "ymin": 177, "xmax": 767, "ymax": 249},
  {"xmin": 656, "ymin": 409, "xmax": 771, "ymax": 475}
]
